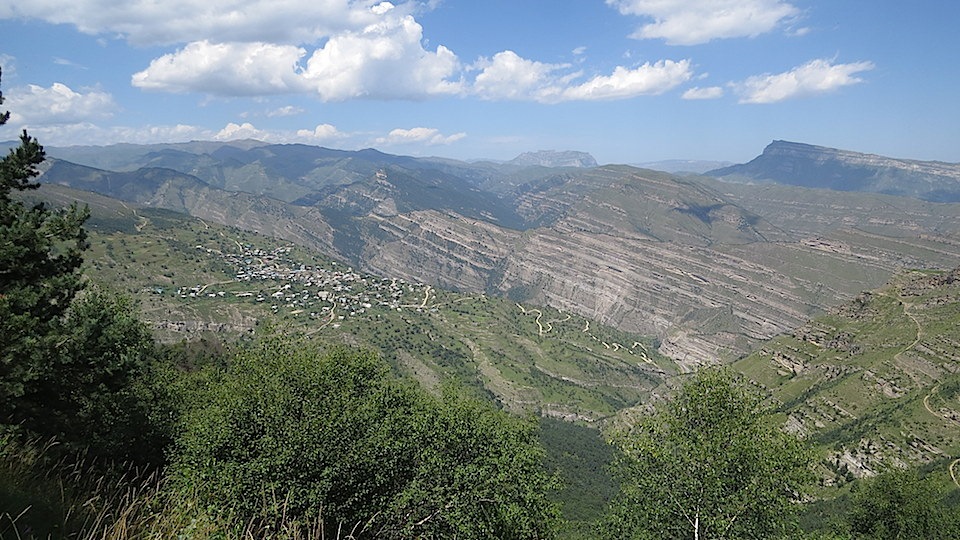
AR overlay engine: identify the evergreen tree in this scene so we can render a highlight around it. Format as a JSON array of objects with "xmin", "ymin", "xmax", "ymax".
[{"xmin": 0, "ymin": 68, "xmax": 169, "ymax": 463}]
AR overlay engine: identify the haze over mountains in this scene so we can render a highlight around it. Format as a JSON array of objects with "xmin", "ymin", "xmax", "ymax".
[{"xmin": 30, "ymin": 139, "xmax": 960, "ymax": 367}]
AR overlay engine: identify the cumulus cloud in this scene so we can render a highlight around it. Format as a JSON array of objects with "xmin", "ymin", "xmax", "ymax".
[
  {"xmin": 558, "ymin": 60, "xmax": 692, "ymax": 101},
  {"xmin": 300, "ymin": 12, "xmax": 462, "ymax": 100},
  {"xmin": 734, "ymin": 58, "xmax": 874, "ymax": 104},
  {"xmin": 682, "ymin": 86, "xmax": 724, "ymax": 100},
  {"xmin": 471, "ymin": 51, "xmax": 569, "ymax": 101},
  {"xmin": 129, "ymin": 6, "xmax": 461, "ymax": 100},
  {"xmin": 132, "ymin": 41, "xmax": 308, "ymax": 95},
  {"xmin": 375, "ymin": 127, "xmax": 466, "ymax": 146},
  {"xmin": 6, "ymin": 82, "xmax": 116, "ymax": 125},
  {"xmin": 213, "ymin": 122, "xmax": 272, "ymax": 141},
  {"xmin": 296, "ymin": 123, "xmax": 344, "ymax": 141},
  {"xmin": 608, "ymin": 0, "xmax": 800, "ymax": 45},
  {"xmin": 5, "ymin": 1, "xmax": 697, "ymax": 104},
  {"xmin": 471, "ymin": 52, "xmax": 692, "ymax": 103}
]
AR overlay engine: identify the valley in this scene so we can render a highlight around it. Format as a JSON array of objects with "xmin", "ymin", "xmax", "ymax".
[
  {"xmin": 38, "ymin": 185, "xmax": 672, "ymax": 421},
  {"xmin": 31, "ymin": 139, "xmax": 960, "ymax": 483}
]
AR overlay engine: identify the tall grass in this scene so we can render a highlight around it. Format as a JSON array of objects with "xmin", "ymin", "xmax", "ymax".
[{"xmin": 0, "ymin": 434, "xmax": 357, "ymax": 539}]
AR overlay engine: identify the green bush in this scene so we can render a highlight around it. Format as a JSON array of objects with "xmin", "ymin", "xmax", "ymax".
[{"xmin": 170, "ymin": 339, "xmax": 559, "ymax": 539}]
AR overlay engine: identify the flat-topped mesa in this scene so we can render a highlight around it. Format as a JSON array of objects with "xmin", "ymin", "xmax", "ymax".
[{"xmin": 708, "ymin": 140, "xmax": 960, "ymax": 202}]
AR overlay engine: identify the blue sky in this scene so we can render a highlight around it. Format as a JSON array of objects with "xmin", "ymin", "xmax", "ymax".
[{"xmin": 1, "ymin": 0, "xmax": 957, "ymax": 164}]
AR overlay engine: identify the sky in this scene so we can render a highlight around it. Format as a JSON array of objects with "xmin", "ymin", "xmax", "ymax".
[{"xmin": 0, "ymin": 0, "xmax": 958, "ymax": 165}]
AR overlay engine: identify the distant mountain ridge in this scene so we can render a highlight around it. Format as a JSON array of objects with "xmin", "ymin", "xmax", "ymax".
[
  {"xmin": 507, "ymin": 150, "xmax": 598, "ymax": 168},
  {"xmin": 708, "ymin": 140, "xmax": 960, "ymax": 202}
]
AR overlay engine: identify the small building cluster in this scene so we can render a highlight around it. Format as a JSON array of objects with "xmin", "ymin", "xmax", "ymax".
[{"xmin": 174, "ymin": 243, "xmax": 429, "ymax": 321}]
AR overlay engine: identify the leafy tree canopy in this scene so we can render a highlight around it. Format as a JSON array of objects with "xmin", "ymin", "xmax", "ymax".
[{"xmin": 602, "ymin": 368, "xmax": 813, "ymax": 540}]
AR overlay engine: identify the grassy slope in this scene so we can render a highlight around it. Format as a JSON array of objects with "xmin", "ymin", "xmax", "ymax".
[{"xmin": 734, "ymin": 268, "xmax": 960, "ymax": 495}]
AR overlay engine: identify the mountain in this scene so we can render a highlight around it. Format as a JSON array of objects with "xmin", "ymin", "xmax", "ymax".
[
  {"xmin": 23, "ymin": 183, "xmax": 673, "ymax": 422},
  {"xmin": 707, "ymin": 140, "xmax": 960, "ymax": 202},
  {"xmin": 507, "ymin": 150, "xmax": 598, "ymax": 168},
  {"xmin": 35, "ymin": 141, "xmax": 960, "ymax": 366}
]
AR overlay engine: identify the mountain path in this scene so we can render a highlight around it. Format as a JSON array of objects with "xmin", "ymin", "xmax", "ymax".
[{"xmin": 893, "ymin": 292, "xmax": 960, "ymax": 488}]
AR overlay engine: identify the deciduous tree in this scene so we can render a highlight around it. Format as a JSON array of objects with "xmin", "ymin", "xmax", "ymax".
[
  {"xmin": 847, "ymin": 468, "xmax": 959, "ymax": 539},
  {"xmin": 602, "ymin": 368, "xmax": 812, "ymax": 540}
]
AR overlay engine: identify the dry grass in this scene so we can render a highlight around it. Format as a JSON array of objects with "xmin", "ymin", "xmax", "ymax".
[{"xmin": 1, "ymin": 434, "xmax": 364, "ymax": 540}]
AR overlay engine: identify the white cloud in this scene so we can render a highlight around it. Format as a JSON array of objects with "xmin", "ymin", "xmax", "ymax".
[
  {"xmin": 267, "ymin": 105, "xmax": 305, "ymax": 117},
  {"xmin": 471, "ymin": 52, "xmax": 692, "ymax": 103},
  {"xmin": 572, "ymin": 46, "xmax": 587, "ymax": 56},
  {"xmin": 7, "ymin": 82, "xmax": 115, "ymax": 125},
  {"xmin": 132, "ymin": 41, "xmax": 308, "ymax": 95},
  {"xmin": 130, "ymin": 9, "xmax": 461, "ymax": 100},
  {"xmin": 682, "ymin": 86, "xmax": 723, "ymax": 100},
  {"xmin": 5, "ymin": 120, "xmax": 346, "ymax": 147},
  {"xmin": 53, "ymin": 57, "xmax": 87, "ymax": 69},
  {"xmin": 300, "ymin": 12, "xmax": 462, "ymax": 100},
  {"xmin": 214, "ymin": 122, "xmax": 271, "ymax": 141},
  {"xmin": 471, "ymin": 51, "xmax": 568, "ymax": 101},
  {"xmin": 7, "ymin": 122, "xmax": 213, "ymax": 147},
  {"xmin": 558, "ymin": 60, "xmax": 692, "ymax": 101},
  {"xmin": 0, "ymin": 0, "xmax": 387, "ymax": 46},
  {"xmin": 296, "ymin": 123, "xmax": 343, "ymax": 141},
  {"xmin": 608, "ymin": 0, "xmax": 800, "ymax": 45},
  {"xmin": 734, "ymin": 58, "xmax": 874, "ymax": 104},
  {"xmin": 375, "ymin": 127, "xmax": 466, "ymax": 146}
]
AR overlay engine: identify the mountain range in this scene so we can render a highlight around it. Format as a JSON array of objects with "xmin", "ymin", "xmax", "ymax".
[{"xmin": 30, "ymin": 139, "xmax": 960, "ymax": 367}]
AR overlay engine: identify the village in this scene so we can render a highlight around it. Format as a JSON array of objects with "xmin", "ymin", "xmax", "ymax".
[{"xmin": 173, "ymin": 243, "xmax": 431, "ymax": 325}]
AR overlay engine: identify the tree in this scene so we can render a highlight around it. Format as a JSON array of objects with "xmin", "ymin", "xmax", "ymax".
[
  {"xmin": 846, "ymin": 468, "xmax": 960, "ymax": 539},
  {"xmin": 1, "ymin": 67, "xmax": 91, "ymax": 426},
  {"xmin": 602, "ymin": 368, "xmax": 812, "ymax": 540},
  {"xmin": 171, "ymin": 338, "xmax": 559, "ymax": 539},
  {"xmin": 0, "ymin": 68, "xmax": 164, "ymax": 462}
]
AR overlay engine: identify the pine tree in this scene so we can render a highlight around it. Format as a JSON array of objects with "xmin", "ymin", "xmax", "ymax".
[{"xmin": 0, "ymin": 66, "xmax": 91, "ymax": 433}]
